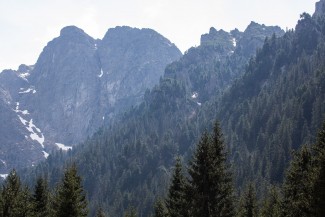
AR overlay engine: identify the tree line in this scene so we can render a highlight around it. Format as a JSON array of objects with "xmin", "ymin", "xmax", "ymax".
[
  {"xmin": 154, "ymin": 121, "xmax": 325, "ymax": 217},
  {"xmin": 3, "ymin": 119, "xmax": 325, "ymax": 217},
  {"xmin": 0, "ymin": 164, "xmax": 88, "ymax": 217}
]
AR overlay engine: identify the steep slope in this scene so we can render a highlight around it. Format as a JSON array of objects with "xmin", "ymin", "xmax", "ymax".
[
  {"xmin": 0, "ymin": 67, "xmax": 47, "ymax": 173},
  {"xmin": 98, "ymin": 26, "xmax": 181, "ymax": 120},
  {"xmin": 23, "ymin": 22, "xmax": 284, "ymax": 216},
  {"xmin": 0, "ymin": 26, "xmax": 181, "ymax": 172},
  {"xmin": 214, "ymin": 8, "xmax": 325, "ymax": 187}
]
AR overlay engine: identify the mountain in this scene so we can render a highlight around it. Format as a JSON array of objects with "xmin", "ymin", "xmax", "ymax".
[
  {"xmin": 216, "ymin": 3, "xmax": 325, "ymax": 188},
  {"xmin": 0, "ymin": 26, "xmax": 181, "ymax": 173},
  {"xmin": 22, "ymin": 21, "xmax": 285, "ymax": 216}
]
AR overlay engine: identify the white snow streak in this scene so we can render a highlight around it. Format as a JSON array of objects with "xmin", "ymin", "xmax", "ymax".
[
  {"xmin": 26, "ymin": 119, "xmax": 45, "ymax": 148},
  {"xmin": 19, "ymin": 87, "xmax": 36, "ymax": 94},
  {"xmin": 0, "ymin": 174, "xmax": 8, "ymax": 179},
  {"xmin": 19, "ymin": 72, "xmax": 30, "ymax": 79},
  {"xmin": 98, "ymin": 68, "xmax": 104, "ymax": 78},
  {"xmin": 232, "ymin": 38, "xmax": 237, "ymax": 47},
  {"xmin": 55, "ymin": 143, "xmax": 72, "ymax": 151},
  {"xmin": 15, "ymin": 102, "xmax": 45, "ymax": 148},
  {"xmin": 14, "ymin": 103, "xmax": 30, "ymax": 115},
  {"xmin": 0, "ymin": 159, "xmax": 6, "ymax": 166},
  {"xmin": 43, "ymin": 151, "xmax": 49, "ymax": 159},
  {"xmin": 191, "ymin": 92, "xmax": 198, "ymax": 99}
]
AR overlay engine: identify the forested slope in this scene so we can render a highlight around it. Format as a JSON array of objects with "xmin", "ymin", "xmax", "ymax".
[{"xmin": 21, "ymin": 5, "xmax": 325, "ymax": 217}]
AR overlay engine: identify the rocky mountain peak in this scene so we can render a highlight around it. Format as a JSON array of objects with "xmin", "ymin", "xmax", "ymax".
[
  {"xmin": 314, "ymin": 0, "xmax": 325, "ymax": 17},
  {"xmin": 17, "ymin": 64, "xmax": 33, "ymax": 73},
  {"xmin": 200, "ymin": 27, "xmax": 232, "ymax": 47},
  {"xmin": 60, "ymin": 25, "xmax": 87, "ymax": 38},
  {"xmin": 235, "ymin": 22, "xmax": 284, "ymax": 57},
  {"xmin": 0, "ymin": 25, "xmax": 182, "ymax": 173}
]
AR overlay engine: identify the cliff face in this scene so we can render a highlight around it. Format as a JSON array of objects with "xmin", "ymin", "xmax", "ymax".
[
  {"xmin": 0, "ymin": 26, "xmax": 181, "ymax": 172},
  {"xmin": 314, "ymin": 0, "xmax": 325, "ymax": 17}
]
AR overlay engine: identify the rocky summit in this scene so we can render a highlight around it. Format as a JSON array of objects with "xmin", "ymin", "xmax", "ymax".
[{"xmin": 0, "ymin": 26, "xmax": 181, "ymax": 173}]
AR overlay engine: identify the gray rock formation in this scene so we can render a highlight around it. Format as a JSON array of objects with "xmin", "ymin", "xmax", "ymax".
[
  {"xmin": 314, "ymin": 0, "xmax": 325, "ymax": 17},
  {"xmin": 235, "ymin": 21, "xmax": 284, "ymax": 57},
  {"xmin": 0, "ymin": 26, "xmax": 181, "ymax": 172}
]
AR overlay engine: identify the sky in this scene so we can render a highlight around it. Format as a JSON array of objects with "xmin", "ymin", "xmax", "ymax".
[{"xmin": 0, "ymin": 0, "xmax": 318, "ymax": 71}]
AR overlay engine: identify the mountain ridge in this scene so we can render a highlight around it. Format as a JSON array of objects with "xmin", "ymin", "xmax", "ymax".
[
  {"xmin": 21, "ymin": 20, "xmax": 286, "ymax": 216},
  {"xmin": 0, "ymin": 26, "xmax": 182, "ymax": 172}
]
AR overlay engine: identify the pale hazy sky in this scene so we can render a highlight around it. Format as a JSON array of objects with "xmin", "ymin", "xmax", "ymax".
[{"xmin": 0, "ymin": 0, "xmax": 318, "ymax": 71}]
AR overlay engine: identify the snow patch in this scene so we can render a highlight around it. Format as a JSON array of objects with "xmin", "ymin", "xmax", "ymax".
[
  {"xmin": 191, "ymin": 92, "xmax": 198, "ymax": 99},
  {"xmin": 43, "ymin": 151, "xmax": 49, "ymax": 159},
  {"xmin": 0, "ymin": 159, "xmax": 6, "ymax": 166},
  {"xmin": 19, "ymin": 72, "xmax": 30, "ymax": 79},
  {"xmin": 19, "ymin": 87, "xmax": 36, "ymax": 94},
  {"xmin": 232, "ymin": 38, "xmax": 237, "ymax": 47},
  {"xmin": 102, "ymin": 116, "xmax": 105, "ymax": 120},
  {"xmin": 98, "ymin": 68, "xmax": 103, "ymax": 78},
  {"xmin": 94, "ymin": 43, "xmax": 98, "ymax": 50},
  {"xmin": 55, "ymin": 143, "xmax": 72, "ymax": 151},
  {"xmin": 18, "ymin": 115, "xmax": 45, "ymax": 148},
  {"xmin": 27, "ymin": 119, "xmax": 45, "ymax": 148},
  {"xmin": 18, "ymin": 115, "xmax": 28, "ymax": 125},
  {"xmin": 15, "ymin": 102, "xmax": 46, "ymax": 150},
  {"xmin": 197, "ymin": 102, "xmax": 202, "ymax": 106},
  {"xmin": 14, "ymin": 102, "xmax": 30, "ymax": 115},
  {"xmin": 0, "ymin": 174, "xmax": 8, "ymax": 179},
  {"xmin": 20, "ymin": 110, "xmax": 29, "ymax": 115}
]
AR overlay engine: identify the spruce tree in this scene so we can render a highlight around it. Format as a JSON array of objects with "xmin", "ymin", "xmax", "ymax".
[
  {"xmin": 124, "ymin": 207, "xmax": 137, "ymax": 217},
  {"xmin": 18, "ymin": 186, "xmax": 34, "ymax": 217},
  {"xmin": 210, "ymin": 122, "xmax": 235, "ymax": 217},
  {"xmin": 165, "ymin": 157, "xmax": 188, "ymax": 217},
  {"xmin": 282, "ymin": 145, "xmax": 314, "ymax": 217},
  {"xmin": 153, "ymin": 199, "xmax": 167, "ymax": 217},
  {"xmin": 96, "ymin": 207, "xmax": 106, "ymax": 217},
  {"xmin": 54, "ymin": 164, "xmax": 88, "ymax": 217},
  {"xmin": 187, "ymin": 121, "xmax": 235, "ymax": 217},
  {"xmin": 311, "ymin": 122, "xmax": 325, "ymax": 216},
  {"xmin": 237, "ymin": 183, "xmax": 258, "ymax": 217},
  {"xmin": 259, "ymin": 186, "xmax": 281, "ymax": 217},
  {"xmin": 32, "ymin": 177, "xmax": 50, "ymax": 217},
  {"xmin": 1, "ymin": 169, "xmax": 23, "ymax": 217},
  {"xmin": 188, "ymin": 132, "xmax": 211, "ymax": 217},
  {"xmin": 312, "ymin": 155, "xmax": 325, "ymax": 217}
]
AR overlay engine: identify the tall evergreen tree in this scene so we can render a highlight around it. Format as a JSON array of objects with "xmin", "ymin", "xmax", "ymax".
[
  {"xmin": 259, "ymin": 186, "xmax": 281, "ymax": 217},
  {"xmin": 96, "ymin": 207, "xmax": 106, "ymax": 217},
  {"xmin": 165, "ymin": 157, "xmax": 188, "ymax": 217},
  {"xmin": 311, "ymin": 122, "xmax": 325, "ymax": 216},
  {"xmin": 32, "ymin": 177, "xmax": 50, "ymax": 217},
  {"xmin": 1, "ymin": 169, "xmax": 24, "ymax": 217},
  {"xmin": 237, "ymin": 183, "xmax": 258, "ymax": 217},
  {"xmin": 153, "ymin": 199, "xmax": 167, "ymax": 217},
  {"xmin": 188, "ymin": 132, "xmax": 211, "ymax": 217},
  {"xmin": 312, "ymin": 154, "xmax": 325, "ymax": 217},
  {"xmin": 18, "ymin": 186, "xmax": 34, "ymax": 217},
  {"xmin": 124, "ymin": 207, "xmax": 137, "ymax": 217},
  {"xmin": 282, "ymin": 145, "xmax": 314, "ymax": 217},
  {"xmin": 54, "ymin": 164, "xmax": 88, "ymax": 217},
  {"xmin": 187, "ymin": 121, "xmax": 234, "ymax": 217},
  {"xmin": 210, "ymin": 122, "xmax": 235, "ymax": 216}
]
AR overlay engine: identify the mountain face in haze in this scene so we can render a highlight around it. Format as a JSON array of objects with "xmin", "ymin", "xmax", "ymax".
[
  {"xmin": 165, "ymin": 23, "xmax": 284, "ymax": 103},
  {"xmin": 0, "ymin": 26, "xmax": 181, "ymax": 173},
  {"xmin": 23, "ymin": 21, "xmax": 285, "ymax": 216}
]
